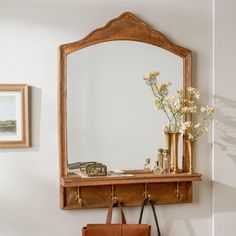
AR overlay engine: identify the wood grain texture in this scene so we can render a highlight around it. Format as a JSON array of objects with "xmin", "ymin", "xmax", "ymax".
[
  {"xmin": 183, "ymin": 53, "xmax": 192, "ymax": 172},
  {"xmin": 58, "ymin": 51, "xmax": 67, "ymax": 177},
  {"xmin": 60, "ymin": 12, "xmax": 191, "ymax": 57},
  {"xmin": 61, "ymin": 172, "xmax": 201, "ymax": 188},
  {"xmin": 61, "ymin": 182, "xmax": 193, "ymax": 209},
  {"xmin": 60, "ymin": 173, "xmax": 200, "ymax": 209},
  {"xmin": 59, "ymin": 12, "xmax": 194, "ymax": 209}
]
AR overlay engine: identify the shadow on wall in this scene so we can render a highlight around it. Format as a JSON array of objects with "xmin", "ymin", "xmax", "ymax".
[
  {"xmin": 213, "ymin": 181, "xmax": 236, "ymax": 213},
  {"xmin": 163, "ymin": 182, "xmax": 236, "ymax": 235},
  {"xmin": 29, "ymin": 86, "xmax": 42, "ymax": 151},
  {"xmin": 214, "ymin": 95, "xmax": 236, "ymax": 164}
]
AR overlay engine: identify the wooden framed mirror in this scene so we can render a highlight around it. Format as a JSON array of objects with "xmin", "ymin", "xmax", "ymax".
[{"xmin": 59, "ymin": 12, "xmax": 201, "ymax": 209}]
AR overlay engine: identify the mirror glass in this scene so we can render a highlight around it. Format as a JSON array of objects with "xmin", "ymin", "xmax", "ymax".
[{"xmin": 67, "ymin": 40, "xmax": 183, "ymax": 171}]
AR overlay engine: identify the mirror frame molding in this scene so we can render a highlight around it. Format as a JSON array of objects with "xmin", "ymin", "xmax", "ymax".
[
  {"xmin": 59, "ymin": 11, "xmax": 192, "ymax": 177},
  {"xmin": 59, "ymin": 12, "xmax": 199, "ymax": 209}
]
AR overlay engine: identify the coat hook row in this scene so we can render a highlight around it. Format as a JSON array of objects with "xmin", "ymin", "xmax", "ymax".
[{"xmin": 74, "ymin": 182, "xmax": 184, "ymax": 208}]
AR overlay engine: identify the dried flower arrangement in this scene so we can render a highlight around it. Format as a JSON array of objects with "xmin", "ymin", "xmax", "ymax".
[{"xmin": 143, "ymin": 71, "xmax": 214, "ymax": 140}]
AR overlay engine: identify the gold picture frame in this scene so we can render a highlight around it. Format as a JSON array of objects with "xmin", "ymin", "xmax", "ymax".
[{"xmin": 0, "ymin": 84, "xmax": 30, "ymax": 147}]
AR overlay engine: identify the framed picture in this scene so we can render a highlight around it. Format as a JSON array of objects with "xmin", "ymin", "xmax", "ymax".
[{"xmin": 0, "ymin": 84, "xmax": 30, "ymax": 147}]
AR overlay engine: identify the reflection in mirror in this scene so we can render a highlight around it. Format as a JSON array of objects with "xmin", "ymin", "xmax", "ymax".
[{"xmin": 67, "ymin": 41, "xmax": 183, "ymax": 171}]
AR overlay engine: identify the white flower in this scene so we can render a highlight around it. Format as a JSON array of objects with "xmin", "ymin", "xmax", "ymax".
[
  {"xmin": 206, "ymin": 106, "xmax": 214, "ymax": 116},
  {"xmin": 188, "ymin": 133, "xmax": 194, "ymax": 140},
  {"xmin": 201, "ymin": 105, "xmax": 214, "ymax": 116},
  {"xmin": 184, "ymin": 121, "xmax": 192, "ymax": 128},
  {"xmin": 201, "ymin": 106, "xmax": 206, "ymax": 113},
  {"xmin": 177, "ymin": 89, "xmax": 183, "ymax": 94},
  {"xmin": 154, "ymin": 99, "xmax": 162, "ymax": 109},
  {"xmin": 179, "ymin": 123, "xmax": 187, "ymax": 134},
  {"xmin": 142, "ymin": 72, "xmax": 151, "ymax": 80},
  {"xmin": 142, "ymin": 71, "xmax": 160, "ymax": 86},
  {"xmin": 187, "ymin": 87, "xmax": 200, "ymax": 99},
  {"xmin": 151, "ymin": 71, "xmax": 160, "ymax": 77},
  {"xmin": 163, "ymin": 123, "xmax": 171, "ymax": 132},
  {"xmin": 173, "ymin": 99, "xmax": 179, "ymax": 106},
  {"xmin": 142, "ymin": 71, "xmax": 160, "ymax": 80}
]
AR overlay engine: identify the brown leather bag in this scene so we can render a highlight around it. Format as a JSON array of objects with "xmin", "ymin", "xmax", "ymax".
[{"xmin": 82, "ymin": 203, "xmax": 151, "ymax": 236}]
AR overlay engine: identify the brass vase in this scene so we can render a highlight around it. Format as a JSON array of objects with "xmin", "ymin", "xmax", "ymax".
[
  {"xmin": 185, "ymin": 139, "xmax": 195, "ymax": 174},
  {"xmin": 171, "ymin": 132, "xmax": 180, "ymax": 174},
  {"xmin": 165, "ymin": 132, "xmax": 180, "ymax": 174},
  {"xmin": 165, "ymin": 132, "xmax": 172, "ymax": 157}
]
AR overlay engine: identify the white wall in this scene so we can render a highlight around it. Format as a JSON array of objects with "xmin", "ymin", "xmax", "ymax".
[
  {"xmin": 0, "ymin": 1, "xmax": 212, "ymax": 236},
  {"xmin": 213, "ymin": 0, "xmax": 236, "ymax": 235}
]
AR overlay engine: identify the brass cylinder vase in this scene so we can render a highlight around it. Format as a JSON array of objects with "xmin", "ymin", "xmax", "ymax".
[
  {"xmin": 186, "ymin": 139, "xmax": 195, "ymax": 174},
  {"xmin": 171, "ymin": 132, "xmax": 180, "ymax": 174},
  {"xmin": 165, "ymin": 132, "xmax": 172, "ymax": 171},
  {"xmin": 165, "ymin": 132, "xmax": 180, "ymax": 173},
  {"xmin": 165, "ymin": 132, "xmax": 172, "ymax": 157}
]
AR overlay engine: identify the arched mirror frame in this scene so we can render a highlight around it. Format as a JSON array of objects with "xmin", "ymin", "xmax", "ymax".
[{"xmin": 59, "ymin": 12, "xmax": 201, "ymax": 209}]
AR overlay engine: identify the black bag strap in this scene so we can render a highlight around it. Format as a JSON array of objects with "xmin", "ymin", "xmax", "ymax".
[{"xmin": 138, "ymin": 200, "xmax": 161, "ymax": 236}]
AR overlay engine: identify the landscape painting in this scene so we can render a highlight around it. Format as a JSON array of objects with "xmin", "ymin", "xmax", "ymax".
[
  {"xmin": 0, "ymin": 95, "xmax": 17, "ymax": 136},
  {"xmin": 0, "ymin": 84, "xmax": 29, "ymax": 147}
]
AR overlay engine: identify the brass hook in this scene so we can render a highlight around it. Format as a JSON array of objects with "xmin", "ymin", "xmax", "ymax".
[
  {"xmin": 111, "ymin": 185, "xmax": 117, "ymax": 204},
  {"xmin": 144, "ymin": 183, "xmax": 151, "ymax": 202},
  {"xmin": 175, "ymin": 182, "xmax": 183, "ymax": 200},
  {"xmin": 75, "ymin": 187, "xmax": 83, "ymax": 207}
]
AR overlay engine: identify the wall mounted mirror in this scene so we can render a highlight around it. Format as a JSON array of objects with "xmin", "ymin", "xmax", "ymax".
[
  {"xmin": 67, "ymin": 41, "xmax": 183, "ymax": 170},
  {"xmin": 59, "ymin": 12, "xmax": 198, "ymax": 209}
]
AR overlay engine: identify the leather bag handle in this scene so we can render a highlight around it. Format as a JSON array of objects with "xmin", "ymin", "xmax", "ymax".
[
  {"xmin": 139, "ymin": 200, "xmax": 161, "ymax": 236},
  {"xmin": 106, "ymin": 202, "xmax": 126, "ymax": 224}
]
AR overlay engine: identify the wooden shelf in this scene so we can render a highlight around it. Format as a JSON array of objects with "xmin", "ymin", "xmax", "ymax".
[
  {"xmin": 61, "ymin": 172, "xmax": 201, "ymax": 187},
  {"xmin": 60, "ymin": 172, "xmax": 201, "ymax": 209}
]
